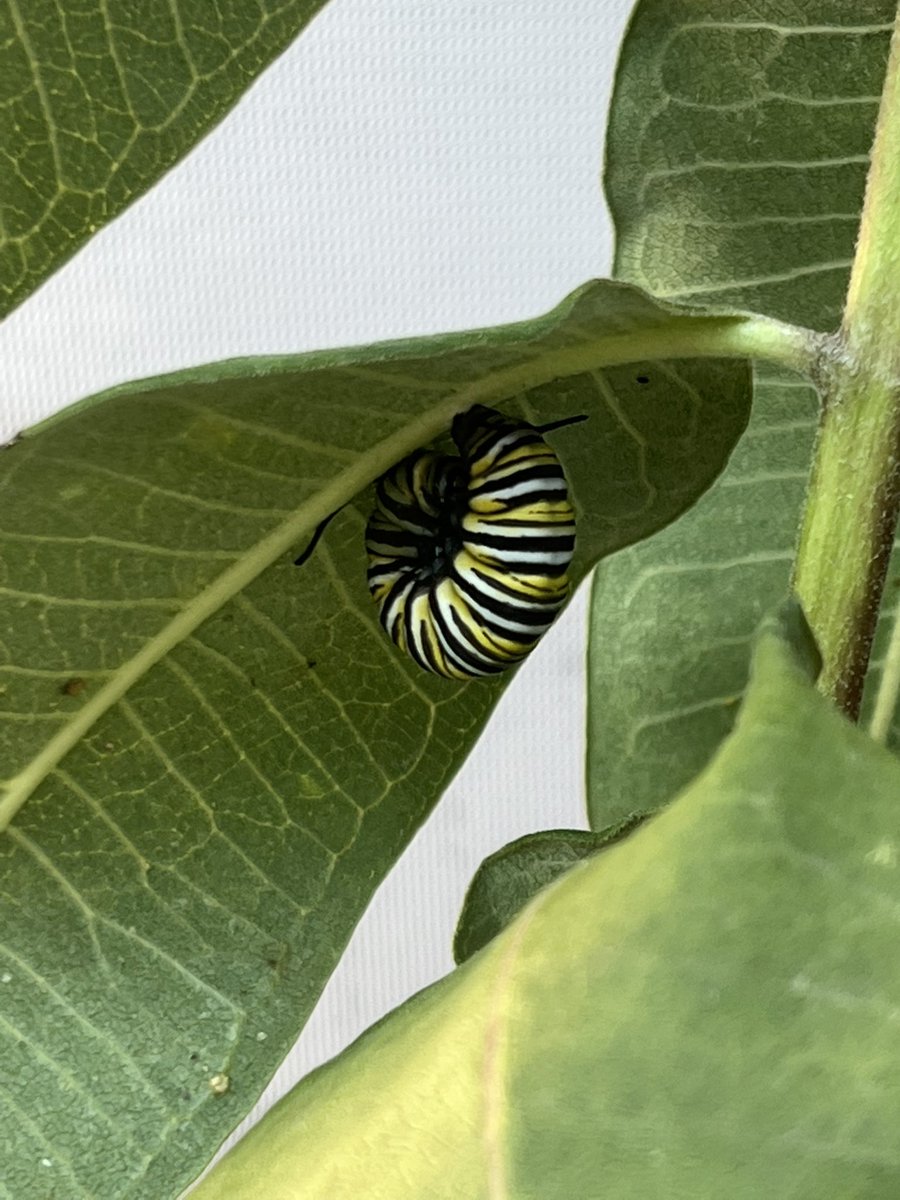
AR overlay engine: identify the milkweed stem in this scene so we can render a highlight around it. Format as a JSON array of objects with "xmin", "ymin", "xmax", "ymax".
[{"xmin": 792, "ymin": 9, "xmax": 900, "ymax": 719}]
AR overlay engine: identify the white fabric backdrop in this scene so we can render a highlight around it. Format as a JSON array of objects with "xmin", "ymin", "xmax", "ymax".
[{"xmin": 0, "ymin": 0, "xmax": 636, "ymax": 1170}]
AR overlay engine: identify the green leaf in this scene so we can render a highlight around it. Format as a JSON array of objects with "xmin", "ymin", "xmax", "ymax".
[
  {"xmin": 190, "ymin": 601, "xmax": 900, "ymax": 1199},
  {"xmin": 452, "ymin": 815, "xmax": 647, "ymax": 965},
  {"xmin": 0, "ymin": 280, "xmax": 751, "ymax": 1198},
  {"xmin": 589, "ymin": 0, "xmax": 893, "ymax": 827},
  {"xmin": 865, "ymin": 602, "xmax": 900, "ymax": 746},
  {"xmin": 0, "ymin": 0, "xmax": 333, "ymax": 317}
]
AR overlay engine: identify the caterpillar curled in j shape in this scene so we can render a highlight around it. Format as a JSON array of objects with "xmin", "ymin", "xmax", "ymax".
[{"xmin": 364, "ymin": 404, "xmax": 583, "ymax": 680}]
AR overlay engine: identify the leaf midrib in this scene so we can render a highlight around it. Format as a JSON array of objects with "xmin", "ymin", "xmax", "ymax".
[
  {"xmin": 0, "ymin": 307, "xmax": 786, "ymax": 828},
  {"xmin": 0, "ymin": 403, "xmax": 453, "ymax": 830}
]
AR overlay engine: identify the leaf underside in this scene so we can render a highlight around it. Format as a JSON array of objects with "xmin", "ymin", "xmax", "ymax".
[
  {"xmin": 452, "ymin": 816, "xmax": 647, "ymax": 964},
  {"xmin": 589, "ymin": 0, "xmax": 894, "ymax": 827},
  {"xmin": 0, "ymin": 0, "xmax": 332, "ymax": 317},
  {"xmin": 192, "ymin": 604, "xmax": 900, "ymax": 1199},
  {"xmin": 0, "ymin": 280, "xmax": 751, "ymax": 1197}
]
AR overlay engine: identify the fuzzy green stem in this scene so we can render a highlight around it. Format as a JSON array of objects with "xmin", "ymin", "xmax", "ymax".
[{"xmin": 792, "ymin": 11, "xmax": 900, "ymax": 719}]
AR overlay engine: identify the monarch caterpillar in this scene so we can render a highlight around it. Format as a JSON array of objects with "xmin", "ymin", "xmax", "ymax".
[{"xmin": 363, "ymin": 404, "xmax": 583, "ymax": 679}]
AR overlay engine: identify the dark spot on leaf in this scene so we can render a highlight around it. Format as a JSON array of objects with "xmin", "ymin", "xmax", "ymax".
[
  {"xmin": 308, "ymin": 660, "xmax": 317, "ymax": 670},
  {"xmin": 61, "ymin": 678, "xmax": 87, "ymax": 697},
  {"xmin": 635, "ymin": 375, "xmax": 650, "ymax": 384},
  {"xmin": 189, "ymin": 1052, "xmax": 199, "ymax": 1062},
  {"xmin": 266, "ymin": 943, "xmax": 290, "ymax": 972},
  {"xmin": 180, "ymin": 1089, "xmax": 191, "ymax": 1102}
]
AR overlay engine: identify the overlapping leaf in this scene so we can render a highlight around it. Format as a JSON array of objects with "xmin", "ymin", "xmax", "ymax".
[
  {"xmin": 193, "ymin": 604, "xmax": 900, "ymax": 1199},
  {"xmin": 452, "ymin": 816, "xmax": 647, "ymax": 964},
  {"xmin": 589, "ymin": 0, "xmax": 894, "ymax": 827},
  {"xmin": 0, "ymin": 0, "xmax": 332, "ymax": 316},
  {"xmin": 0, "ymin": 280, "xmax": 751, "ymax": 1197}
]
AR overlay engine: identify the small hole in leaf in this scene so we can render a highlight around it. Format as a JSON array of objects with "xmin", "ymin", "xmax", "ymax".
[{"xmin": 635, "ymin": 375, "xmax": 650, "ymax": 384}]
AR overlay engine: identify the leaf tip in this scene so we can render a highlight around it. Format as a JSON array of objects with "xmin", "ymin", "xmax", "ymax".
[{"xmin": 758, "ymin": 596, "xmax": 822, "ymax": 685}]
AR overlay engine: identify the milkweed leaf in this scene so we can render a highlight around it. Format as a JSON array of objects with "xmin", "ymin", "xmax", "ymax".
[{"xmin": 0, "ymin": 279, "xmax": 750, "ymax": 1196}]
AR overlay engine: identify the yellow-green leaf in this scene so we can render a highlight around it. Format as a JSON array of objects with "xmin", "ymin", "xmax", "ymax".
[{"xmin": 193, "ymin": 603, "xmax": 900, "ymax": 1199}]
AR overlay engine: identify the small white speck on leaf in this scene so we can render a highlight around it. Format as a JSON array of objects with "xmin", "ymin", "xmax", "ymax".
[
  {"xmin": 865, "ymin": 840, "xmax": 897, "ymax": 867},
  {"xmin": 256, "ymin": 1031, "xmax": 267, "ymax": 1042},
  {"xmin": 208, "ymin": 1073, "xmax": 230, "ymax": 1096},
  {"xmin": 1, "ymin": 972, "xmax": 12, "ymax": 983},
  {"xmin": 40, "ymin": 1158, "xmax": 52, "ymax": 1168}
]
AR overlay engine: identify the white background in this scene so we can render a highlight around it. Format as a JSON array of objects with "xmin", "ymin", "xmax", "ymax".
[{"xmin": 0, "ymin": 0, "xmax": 636, "ymax": 1170}]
